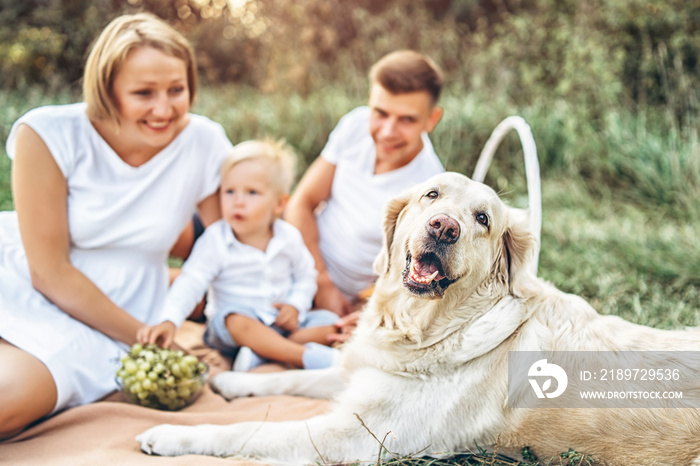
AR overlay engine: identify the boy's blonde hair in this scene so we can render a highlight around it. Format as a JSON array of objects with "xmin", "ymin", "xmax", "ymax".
[
  {"xmin": 83, "ymin": 13, "xmax": 197, "ymax": 125},
  {"xmin": 221, "ymin": 138, "xmax": 297, "ymax": 194}
]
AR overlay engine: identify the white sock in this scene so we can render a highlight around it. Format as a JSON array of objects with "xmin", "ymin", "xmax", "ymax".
[
  {"xmin": 302, "ymin": 342, "xmax": 341, "ymax": 370},
  {"xmin": 232, "ymin": 346, "xmax": 267, "ymax": 372}
]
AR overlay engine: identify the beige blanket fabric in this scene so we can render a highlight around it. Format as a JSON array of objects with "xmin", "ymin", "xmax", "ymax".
[{"xmin": 0, "ymin": 321, "xmax": 330, "ymax": 465}]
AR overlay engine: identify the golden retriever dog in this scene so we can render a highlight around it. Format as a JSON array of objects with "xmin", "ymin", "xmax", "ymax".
[{"xmin": 138, "ymin": 172, "xmax": 700, "ymax": 465}]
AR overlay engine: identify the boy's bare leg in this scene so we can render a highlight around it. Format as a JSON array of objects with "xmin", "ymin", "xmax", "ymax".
[
  {"xmin": 224, "ymin": 314, "xmax": 304, "ymax": 367},
  {"xmin": 288, "ymin": 325, "xmax": 337, "ymax": 345}
]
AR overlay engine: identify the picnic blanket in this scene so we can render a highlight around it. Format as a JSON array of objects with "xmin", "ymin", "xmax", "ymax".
[{"xmin": 0, "ymin": 321, "xmax": 331, "ymax": 465}]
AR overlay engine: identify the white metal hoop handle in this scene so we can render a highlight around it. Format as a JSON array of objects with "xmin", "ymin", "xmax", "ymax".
[{"xmin": 471, "ymin": 116, "xmax": 542, "ymax": 274}]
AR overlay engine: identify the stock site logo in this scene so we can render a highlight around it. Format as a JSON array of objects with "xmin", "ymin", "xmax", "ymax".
[{"xmin": 528, "ymin": 359, "xmax": 568, "ymax": 399}]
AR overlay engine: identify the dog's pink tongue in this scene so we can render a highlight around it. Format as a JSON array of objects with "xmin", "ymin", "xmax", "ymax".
[{"xmin": 410, "ymin": 258, "xmax": 443, "ymax": 284}]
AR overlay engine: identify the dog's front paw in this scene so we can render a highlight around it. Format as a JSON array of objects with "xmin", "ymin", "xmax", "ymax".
[
  {"xmin": 137, "ymin": 424, "xmax": 201, "ymax": 456},
  {"xmin": 210, "ymin": 371, "xmax": 253, "ymax": 400}
]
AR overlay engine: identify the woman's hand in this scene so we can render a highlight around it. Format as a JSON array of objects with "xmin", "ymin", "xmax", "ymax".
[
  {"xmin": 273, "ymin": 304, "xmax": 299, "ymax": 332},
  {"xmin": 137, "ymin": 321, "xmax": 177, "ymax": 348}
]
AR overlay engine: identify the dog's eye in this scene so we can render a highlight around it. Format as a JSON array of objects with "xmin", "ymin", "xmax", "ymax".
[
  {"xmin": 476, "ymin": 212, "xmax": 489, "ymax": 228},
  {"xmin": 425, "ymin": 190, "xmax": 439, "ymax": 200}
]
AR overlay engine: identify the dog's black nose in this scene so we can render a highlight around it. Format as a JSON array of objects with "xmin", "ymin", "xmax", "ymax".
[{"xmin": 426, "ymin": 214, "xmax": 460, "ymax": 244}]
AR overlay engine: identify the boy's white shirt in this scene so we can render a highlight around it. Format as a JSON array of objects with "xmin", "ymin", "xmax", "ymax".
[{"xmin": 160, "ymin": 218, "xmax": 318, "ymax": 327}]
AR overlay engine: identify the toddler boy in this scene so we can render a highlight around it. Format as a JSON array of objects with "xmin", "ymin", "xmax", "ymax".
[{"xmin": 139, "ymin": 139, "xmax": 340, "ymax": 371}]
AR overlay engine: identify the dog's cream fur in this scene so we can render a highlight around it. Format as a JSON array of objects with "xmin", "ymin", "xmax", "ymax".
[{"xmin": 138, "ymin": 172, "xmax": 700, "ymax": 465}]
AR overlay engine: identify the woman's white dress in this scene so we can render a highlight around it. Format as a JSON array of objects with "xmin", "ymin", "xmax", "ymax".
[{"xmin": 0, "ymin": 103, "xmax": 233, "ymax": 412}]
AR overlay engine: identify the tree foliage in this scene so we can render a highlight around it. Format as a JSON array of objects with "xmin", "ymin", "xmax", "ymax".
[{"xmin": 1, "ymin": 0, "xmax": 698, "ymax": 116}]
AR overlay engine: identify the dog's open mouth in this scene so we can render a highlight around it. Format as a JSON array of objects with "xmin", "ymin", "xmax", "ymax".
[{"xmin": 402, "ymin": 252, "xmax": 455, "ymax": 297}]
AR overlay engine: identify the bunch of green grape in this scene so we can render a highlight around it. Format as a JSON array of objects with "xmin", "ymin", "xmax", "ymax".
[{"xmin": 116, "ymin": 343, "xmax": 208, "ymax": 411}]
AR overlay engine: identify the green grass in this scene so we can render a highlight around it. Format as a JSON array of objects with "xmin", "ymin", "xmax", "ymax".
[
  {"xmin": 191, "ymin": 84, "xmax": 360, "ymax": 173},
  {"xmin": 538, "ymin": 178, "xmax": 700, "ymax": 329},
  {"xmin": 0, "ymin": 86, "xmax": 76, "ymax": 210},
  {"xmin": 0, "ymin": 151, "xmax": 11, "ymax": 211},
  {"xmin": 1, "ymin": 85, "xmax": 699, "ymax": 465}
]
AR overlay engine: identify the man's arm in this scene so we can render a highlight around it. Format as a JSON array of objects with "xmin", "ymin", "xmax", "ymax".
[{"xmin": 285, "ymin": 157, "xmax": 352, "ymax": 315}]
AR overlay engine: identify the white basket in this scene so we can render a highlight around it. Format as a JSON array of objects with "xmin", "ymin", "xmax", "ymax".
[{"xmin": 471, "ymin": 116, "xmax": 542, "ymax": 274}]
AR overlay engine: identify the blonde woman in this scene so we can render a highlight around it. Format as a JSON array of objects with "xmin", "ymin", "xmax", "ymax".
[{"xmin": 0, "ymin": 13, "xmax": 233, "ymax": 438}]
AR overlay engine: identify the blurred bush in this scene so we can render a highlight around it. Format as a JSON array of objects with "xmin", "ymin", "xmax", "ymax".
[
  {"xmin": 0, "ymin": 0, "xmax": 118, "ymax": 91},
  {"xmin": 3, "ymin": 0, "xmax": 698, "ymax": 109}
]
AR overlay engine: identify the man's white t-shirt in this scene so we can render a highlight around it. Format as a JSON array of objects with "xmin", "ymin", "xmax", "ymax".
[{"xmin": 317, "ymin": 106, "xmax": 444, "ymax": 299}]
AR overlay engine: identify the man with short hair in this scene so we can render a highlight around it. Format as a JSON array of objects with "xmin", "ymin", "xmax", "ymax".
[{"xmin": 285, "ymin": 50, "xmax": 445, "ymax": 322}]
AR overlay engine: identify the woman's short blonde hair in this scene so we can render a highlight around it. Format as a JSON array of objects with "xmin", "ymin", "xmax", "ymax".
[
  {"xmin": 221, "ymin": 138, "xmax": 298, "ymax": 195},
  {"xmin": 83, "ymin": 13, "xmax": 197, "ymax": 124}
]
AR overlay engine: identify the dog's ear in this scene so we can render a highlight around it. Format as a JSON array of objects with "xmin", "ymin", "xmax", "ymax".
[
  {"xmin": 373, "ymin": 191, "xmax": 410, "ymax": 276},
  {"xmin": 492, "ymin": 207, "xmax": 538, "ymax": 297}
]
